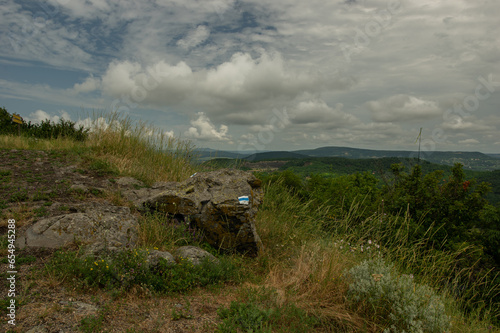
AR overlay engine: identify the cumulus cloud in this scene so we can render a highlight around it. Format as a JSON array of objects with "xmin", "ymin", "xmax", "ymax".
[
  {"xmin": 177, "ymin": 25, "xmax": 210, "ymax": 49},
  {"xmin": 27, "ymin": 110, "xmax": 71, "ymax": 123},
  {"xmin": 441, "ymin": 116, "xmax": 495, "ymax": 132},
  {"xmin": 97, "ymin": 52, "xmax": 351, "ymax": 124},
  {"xmin": 184, "ymin": 112, "xmax": 231, "ymax": 141},
  {"xmin": 458, "ymin": 138, "xmax": 479, "ymax": 145},
  {"xmin": 367, "ymin": 95, "xmax": 442, "ymax": 122},
  {"xmin": 290, "ymin": 100, "xmax": 358, "ymax": 128},
  {"xmin": 72, "ymin": 75, "xmax": 101, "ymax": 93}
]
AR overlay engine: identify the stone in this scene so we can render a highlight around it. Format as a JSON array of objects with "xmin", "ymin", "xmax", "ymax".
[
  {"xmin": 26, "ymin": 326, "xmax": 48, "ymax": 333},
  {"xmin": 59, "ymin": 300, "xmax": 98, "ymax": 316},
  {"xmin": 175, "ymin": 246, "xmax": 219, "ymax": 265},
  {"xmin": 16, "ymin": 202, "xmax": 138, "ymax": 253},
  {"xmin": 69, "ymin": 184, "xmax": 88, "ymax": 192},
  {"xmin": 115, "ymin": 177, "xmax": 145, "ymax": 187},
  {"xmin": 121, "ymin": 181, "xmax": 178, "ymax": 209},
  {"xmin": 146, "ymin": 250, "xmax": 176, "ymax": 267},
  {"xmin": 139, "ymin": 169, "xmax": 263, "ymax": 256}
]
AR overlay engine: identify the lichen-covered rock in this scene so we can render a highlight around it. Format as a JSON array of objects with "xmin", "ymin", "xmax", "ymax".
[
  {"xmin": 16, "ymin": 202, "xmax": 138, "ymax": 253},
  {"xmin": 115, "ymin": 177, "xmax": 145, "ymax": 187},
  {"xmin": 175, "ymin": 246, "xmax": 219, "ymax": 266},
  {"xmin": 121, "ymin": 181, "xmax": 178, "ymax": 208},
  {"xmin": 146, "ymin": 250, "xmax": 176, "ymax": 267},
  {"xmin": 138, "ymin": 169, "xmax": 263, "ymax": 256}
]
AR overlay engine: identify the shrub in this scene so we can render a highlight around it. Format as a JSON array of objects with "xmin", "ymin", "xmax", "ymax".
[{"xmin": 346, "ymin": 258, "xmax": 450, "ymax": 333}]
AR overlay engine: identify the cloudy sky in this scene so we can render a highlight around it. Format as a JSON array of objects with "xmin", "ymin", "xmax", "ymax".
[{"xmin": 1, "ymin": 0, "xmax": 499, "ymax": 154}]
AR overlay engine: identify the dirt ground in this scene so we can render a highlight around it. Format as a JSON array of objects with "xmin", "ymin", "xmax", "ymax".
[{"xmin": 0, "ymin": 148, "xmax": 239, "ymax": 332}]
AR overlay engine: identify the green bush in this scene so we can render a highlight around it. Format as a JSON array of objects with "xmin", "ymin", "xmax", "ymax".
[
  {"xmin": 0, "ymin": 106, "xmax": 89, "ymax": 141},
  {"xmin": 347, "ymin": 258, "xmax": 450, "ymax": 333}
]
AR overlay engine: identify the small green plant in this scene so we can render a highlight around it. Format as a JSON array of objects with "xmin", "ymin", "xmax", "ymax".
[
  {"xmin": 0, "ymin": 170, "xmax": 11, "ymax": 177},
  {"xmin": 1, "ymin": 255, "xmax": 36, "ymax": 265},
  {"xmin": 171, "ymin": 298, "xmax": 193, "ymax": 321},
  {"xmin": 217, "ymin": 301, "xmax": 273, "ymax": 333},
  {"xmin": 346, "ymin": 258, "xmax": 451, "ymax": 333},
  {"xmin": 9, "ymin": 189, "xmax": 29, "ymax": 202},
  {"xmin": 80, "ymin": 305, "xmax": 108, "ymax": 333},
  {"xmin": 33, "ymin": 206, "xmax": 48, "ymax": 217},
  {"xmin": 33, "ymin": 191, "xmax": 51, "ymax": 201},
  {"xmin": 216, "ymin": 287, "xmax": 320, "ymax": 333},
  {"xmin": 88, "ymin": 159, "xmax": 118, "ymax": 176}
]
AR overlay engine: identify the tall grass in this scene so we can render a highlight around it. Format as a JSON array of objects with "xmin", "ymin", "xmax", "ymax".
[
  {"xmin": 0, "ymin": 110, "xmax": 197, "ymax": 184},
  {"xmin": 254, "ymin": 181, "xmax": 500, "ymax": 331},
  {"xmin": 83, "ymin": 111, "xmax": 196, "ymax": 184}
]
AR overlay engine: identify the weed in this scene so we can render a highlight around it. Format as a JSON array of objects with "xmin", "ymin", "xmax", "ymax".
[
  {"xmin": 80, "ymin": 305, "xmax": 109, "ymax": 333},
  {"xmin": 216, "ymin": 288, "xmax": 320, "ymax": 333},
  {"xmin": 33, "ymin": 206, "xmax": 48, "ymax": 217},
  {"xmin": 1, "ymin": 254, "xmax": 36, "ymax": 265},
  {"xmin": 0, "ymin": 170, "xmax": 11, "ymax": 177},
  {"xmin": 171, "ymin": 298, "xmax": 193, "ymax": 320},
  {"xmin": 88, "ymin": 159, "xmax": 118, "ymax": 176},
  {"xmin": 9, "ymin": 189, "xmax": 28, "ymax": 202}
]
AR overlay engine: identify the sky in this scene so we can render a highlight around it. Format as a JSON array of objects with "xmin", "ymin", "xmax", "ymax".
[{"xmin": 1, "ymin": 0, "xmax": 499, "ymax": 154}]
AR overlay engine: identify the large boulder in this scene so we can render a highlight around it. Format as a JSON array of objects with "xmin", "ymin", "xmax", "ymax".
[
  {"xmin": 16, "ymin": 202, "xmax": 138, "ymax": 253},
  {"xmin": 138, "ymin": 169, "xmax": 264, "ymax": 256}
]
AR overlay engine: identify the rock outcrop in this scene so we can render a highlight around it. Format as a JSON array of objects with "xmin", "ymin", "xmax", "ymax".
[
  {"xmin": 135, "ymin": 169, "xmax": 264, "ymax": 256},
  {"xmin": 16, "ymin": 202, "xmax": 138, "ymax": 253},
  {"xmin": 16, "ymin": 169, "xmax": 264, "ymax": 257}
]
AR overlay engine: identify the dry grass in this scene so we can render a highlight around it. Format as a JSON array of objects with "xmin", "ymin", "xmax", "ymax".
[
  {"xmin": 263, "ymin": 242, "xmax": 369, "ymax": 332},
  {"xmin": 83, "ymin": 111, "xmax": 196, "ymax": 184}
]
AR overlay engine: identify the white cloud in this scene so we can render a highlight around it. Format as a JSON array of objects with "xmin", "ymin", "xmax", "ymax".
[
  {"xmin": 98, "ymin": 52, "xmax": 352, "ymax": 125},
  {"xmin": 72, "ymin": 75, "xmax": 101, "ymax": 93},
  {"xmin": 26, "ymin": 110, "xmax": 71, "ymax": 124},
  {"xmin": 184, "ymin": 112, "xmax": 231, "ymax": 141},
  {"xmin": 458, "ymin": 138, "xmax": 479, "ymax": 145},
  {"xmin": 177, "ymin": 25, "xmax": 210, "ymax": 49},
  {"xmin": 368, "ymin": 95, "xmax": 442, "ymax": 122},
  {"xmin": 290, "ymin": 100, "xmax": 358, "ymax": 128}
]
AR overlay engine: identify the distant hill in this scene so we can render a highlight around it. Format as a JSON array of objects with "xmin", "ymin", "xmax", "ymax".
[
  {"xmin": 194, "ymin": 148, "xmax": 247, "ymax": 161},
  {"xmin": 195, "ymin": 146, "xmax": 500, "ymax": 171},
  {"xmin": 292, "ymin": 146, "xmax": 500, "ymax": 171},
  {"xmin": 243, "ymin": 151, "xmax": 309, "ymax": 162}
]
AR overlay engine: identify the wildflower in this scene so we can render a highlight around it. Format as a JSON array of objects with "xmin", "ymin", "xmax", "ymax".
[{"xmin": 368, "ymin": 240, "xmax": 372, "ymax": 245}]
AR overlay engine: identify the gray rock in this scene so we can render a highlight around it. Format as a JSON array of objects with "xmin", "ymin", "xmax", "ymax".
[
  {"xmin": 138, "ymin": 169, "xmax": 263, "ymax": 256},
  {"xmin": 115, "ymin": 177, "xmax": 145, "ymax": 187},
  {"xmin": 146, "ymin": 250, "xmax": 176, "ymax": 267},
  {"xmin": 26, "ymin": 326, "xmax": 48, "ymax": 333},
  {"xmin": 16, "ymin": 202, "xmax": 138, "ymax": 253},
  {"xmin": 121, "ymin": 181, "xmax": 178, "ymax": 208},
  {"xmin": 69, "ymin": 184, "xmax": 88, "ymax": 192},
  {"xmin": 59, "ymin": 301, "xmax": 98, "ymax": 316},
  {"xmin": 175, "ymin": 246, "xmax": 219, "ymax": 266}
]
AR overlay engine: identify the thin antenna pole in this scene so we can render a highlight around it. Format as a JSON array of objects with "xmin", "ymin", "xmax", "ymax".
[{"xmin": 417, "ymin": 127, "xmax": 422, "ymax": 164}]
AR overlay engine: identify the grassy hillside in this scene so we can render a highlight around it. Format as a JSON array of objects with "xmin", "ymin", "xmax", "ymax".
[{"xmin": 1, "ymin": 110, "xmax": 499, "ymax": 332}]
